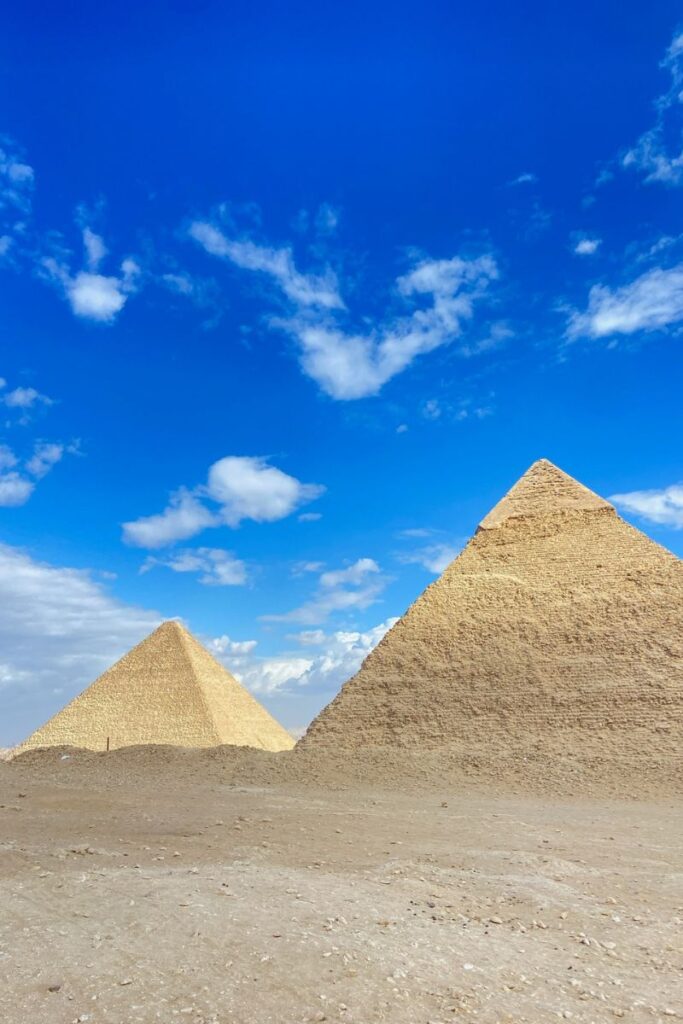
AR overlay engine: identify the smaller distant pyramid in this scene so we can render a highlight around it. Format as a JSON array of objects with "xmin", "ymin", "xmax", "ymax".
[{"xmin": 19, "ymin": 621, "xmax": 294, "ymax": 753}]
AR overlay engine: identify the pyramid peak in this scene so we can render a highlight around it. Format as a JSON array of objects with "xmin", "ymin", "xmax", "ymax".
[
  {"xmin": 479, "ymin": 458, "xmax": 612, "ymax": 529},
  {"xmin": 150, "ymin": 620, "xmax": 191, "ymax": 640},
  {"xmin": 156, "ymin": 618, "xmax": 186, "ymax": 631}
]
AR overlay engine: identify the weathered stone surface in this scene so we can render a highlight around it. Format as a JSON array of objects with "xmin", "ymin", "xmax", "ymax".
[
  {"xmin": 300, "ymin": 459, "xmax": 683, "ymax": 757},
  {"xmin": 19, "ymin": 621, "xmax": 294, "ymax": 753}
]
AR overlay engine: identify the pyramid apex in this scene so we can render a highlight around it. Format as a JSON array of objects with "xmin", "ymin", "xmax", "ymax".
[
  {"xmin": 479, "ymin": 458, "xmax": 612, "ymax": 529},
  {"xmin": 150, "ymin": 619, "xmax": 190, "ymax": 639},
  {"xmin": 157, "ymin": 619, "xmax": 187, "ymax": 631}
]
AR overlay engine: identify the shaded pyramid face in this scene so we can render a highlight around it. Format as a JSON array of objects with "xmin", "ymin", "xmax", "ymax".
[
  {"xmin": 20, "ymin": 621, "xmax": 294, "ymax": 753},
  {"xmin": 300, "ymin": 459, "xmax": 683, "ymax": 754}
]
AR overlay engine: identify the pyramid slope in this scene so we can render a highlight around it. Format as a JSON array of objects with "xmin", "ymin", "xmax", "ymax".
[
  {"xmin": 20, "ymin": 621, "xmax": 294, "ymax": 753},
  {"xmin": 300, "ymin": 459, "xmax": 683, "ymax": 755}
]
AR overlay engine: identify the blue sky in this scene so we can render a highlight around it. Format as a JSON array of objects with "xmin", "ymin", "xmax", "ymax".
[{"xmin": 1, "ymin": 1, "xmax": 683, "ymax": 745}]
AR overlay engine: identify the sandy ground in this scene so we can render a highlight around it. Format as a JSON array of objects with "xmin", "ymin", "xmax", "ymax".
[{"xmin": 1, "ymin": 751, "xmax": 681, "ymax": 1024}]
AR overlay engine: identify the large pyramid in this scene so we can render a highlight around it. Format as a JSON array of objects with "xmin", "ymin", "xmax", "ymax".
[
  {"xmin": 300, "ymin": 459, "xmax": 683, "ymax": 757},
  {"xmin": 19, "ymin": 621, "xmax": 294, "ymax": 753}
]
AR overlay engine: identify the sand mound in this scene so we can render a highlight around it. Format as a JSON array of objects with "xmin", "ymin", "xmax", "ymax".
[
  {"xmin": 299, "ymin": 459, "xmax": 683, "ymax": 786},
  {"xmin": 8, "ymin": 737, "xmax": 681, "ymax": 799},
  {"xmin": 18, "ymin": 622, "xmax": 294, "ymax": 754}
]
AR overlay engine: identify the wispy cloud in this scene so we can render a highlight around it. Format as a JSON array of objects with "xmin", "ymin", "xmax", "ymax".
[
  {"xmin": 141, "ymin": 547, "xmax": 248, "ymax": 586},
  {"xmin": 611, "ymin": 483, "xmax": 683, "ymax": 528},
  {"xmin": 0, "ymin": 379, "xmax": 77, "ymax": 506},
  {"xmin": 1, "ymin": 385, "xmax": 51, "ymax": 410},
  {"xmin": 568, "ymin": 262, "xmax": 683, "ymax": 339},
  {"xmin": 0, "ymin": 138, "xmax": 34, "ymax": 217},
  {"xmin": 394, "ymin": 527, "xmax": 463, "ymax": 573},
  {"xmin": 191, "ymin": 218, "xmax": 498, "ymax": 400},
  {"xmin": 0, "ymin": 440, "xmax": 76, "ymax": 507},
  {"xmin": 281, "ymin": 254, "xmax": 498, "ymax": 400},
  {"xmin": 263, "ymin": 557, "xmax": 387, "ymax": 625},
  {"xmin": 210, "ymin": 617, "xmax": 398, "ymax": 695},
  {"xmin": 0, "ymin": 137, "xmax": 34, "ymax": 261},
  {"xmin": 508, "ymin": 172, "xmax": 538, "ymax": 186},
  {"xmin": 123, "ymin": 455, "xmax": 325, "ymax": 548},
  {"xmin": 189, "ymin": 221, "xmax": 344, "ymax": 310},
  {"xmin": 0, "ymin": 377, "xmax": 53, "ymax": 426},
  {"xmin": 397, "ymin": 541, "xmax": 462, "ymax": 574},
  {"xmin": 314, "ymin": 202, "xmax": 340, "ymax": 236},
  {"xmin": 623, "ymin": 30, "xmax": 683, "ymax": 186},
  {"xmin": 25, "ymin": 441, "xmax": 70, "ymax": 479},
  {"xmin": 0, "ymin": 541, "xmax": 160, "ymax": 745}
]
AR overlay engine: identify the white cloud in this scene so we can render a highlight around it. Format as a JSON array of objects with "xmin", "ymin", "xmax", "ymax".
[
  {"xmin": 458, "ymin": 320, "xmax": 512, "ymax": 358},
  {"xmin": 298, "ymin": 511, "xmax": 322, "ymax": 522},
  {"xmin": 397, "ymin": 541, "xmax": 461, "ymax": 574},
  {"xmin": 209, "ymin": 635, "xmax": 258, "ymax": 656},
  {"xmin": 0, "ymin": 378, "xmax": 54, "ymax": 426},
  {"xmin": 162, "ymin": 271, "xmax": 195, "ymax": 295},
  {"xmin": 623, "ymin": 32, "xmax": 683, "ymax": 186},
  {"xmin": 264, "ymin": 557, "xmax": 387, "ymax": 625},
  {"xmin": 279, "ymin": 253, "xmax": 498, "ymax": 400},
  {"xmin": 207, "ymin": 455, "xmax": 324, "ymax": 527},
  {"xmin": 290, "ymin": 629, "xmax": 326, "ymax": 646},
  {"xmin": 398, "ymin": 527, "xmax": 432, "ymax": 539},
  {"xmin": 237, "ymin": 656, "xmax": 314, "ymax": 694},
  {"xmin": 0, "ymin": 541, "xmax": 160, "ymax": 745},
  {"xmin": 25, "ymin": 441, "xmax": 65, "ymax": 478},
  {"xmin": 0, "ymin": 472, "xmax": 35, "ymax": 507},
  {"xmin": 0, "ymin": 444, "xmax": 17, "ymax": 470},
  {"xmin": 123, "ymin": 488, "xmax": 218, "ymax": 548},
  {"xmin": 191, "ymin": 218, "xmax": 498, "ymax": 400},
  {"xmin": 0, "ymin": 437, "xmax": 75, "ymax": 507},
  {"xmin": 508, "ymin": 172, "xmax": 537, "ymax": 186},
  {"xmin": 1, "ymin": 385, "xmax": 51, "ymax": 410},
  {"xmin": 142, "ymin": 547, "xmax": 248, "ymax": 586},
  {"xmin": 0, "ymin": 140, "xmax": 34, "ymax": 219},
  {"xmin": 319, "ymin": 557, "xmax": 379, "ymax": 588},
  {"xmin": 573, "ymin": 237, "xmax": 602, "ymax": 256},
  {"xmin": 42, "ymin": 230, "xmax": 140, "ymax": 323},
  {"xmin": 189, "ymin": 221, "xmax": 344, "ymax": 310},
  {"xmin": 68, "ymin": 267, "xmax": 138, "ymax": 321},
  {"xmin": 568, "ymin": 263, "xmax": 683, "ymax": 339},
  {"xmin": 611, "ymin": 483, "xmax": 683, "ymax": 528},
  {"xmin": 291, "ymin": 560, "xmax": 325, "ymax": 576},
  {"xmin": 82, "ymin": 227, "xmax": 108, "ymax": 270},
  {"xmin": 123, "ymin": 456, "xmax": 324, "ymax": 548},
  {"xmin": 211, "ymin": 617, "xmax": 398, "ymax": 696}
]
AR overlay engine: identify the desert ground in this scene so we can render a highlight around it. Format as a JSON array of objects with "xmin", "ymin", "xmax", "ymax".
[{"xmin": 1, "ymin": 747, "xmax": 681, "ymax": 1024}]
